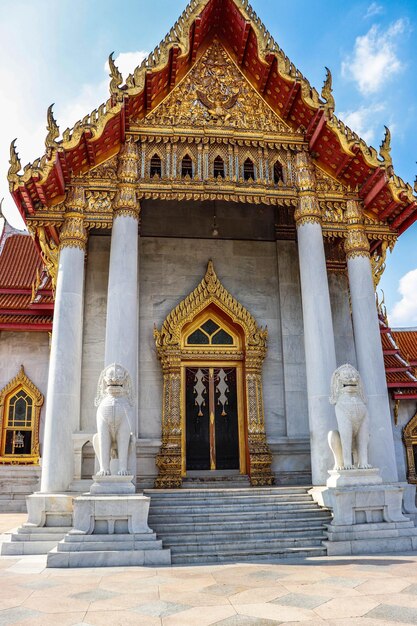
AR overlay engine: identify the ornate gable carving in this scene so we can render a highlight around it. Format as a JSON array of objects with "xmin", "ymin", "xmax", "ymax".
[
  {"xmin": 154, "ymin": 261, "xmax": 267, "ymax": 350},
  {"xmin": 142, "ymin": 42, "xmax": 292, "ymax": 134}
]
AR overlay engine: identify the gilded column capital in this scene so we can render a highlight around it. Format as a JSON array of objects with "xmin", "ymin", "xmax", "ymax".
[
  {"xmin": 60, "ymin": 186, "xmax": 88, "ymax": 251},
  {"xmin": 114, "ymin": 138, "xmax": 140, "ymax": 220},
  {"xmin": 294, "ymin": 151, "xmax": 321, "ymax": 227},
  {"xmin": 344, "ymin": 197, "xmax": 370, "ymax": 259}
]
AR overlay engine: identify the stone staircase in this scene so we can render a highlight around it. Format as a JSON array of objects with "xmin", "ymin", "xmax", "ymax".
[{"xmin": 146, "ymin": 486, "xmax": 332, "ymax": 564}]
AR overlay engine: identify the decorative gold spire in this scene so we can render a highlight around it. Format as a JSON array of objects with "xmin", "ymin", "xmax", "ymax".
[
  {"xmin": 114, "ymin": 138, "xmax": 140, "ymax": 219},
  {"xmin": 7, "ymin": 139, "xmax": 21, "ymax": 190},
  {"xmin": 379, "ymin": 125, "xmax": 393, "ymax": 170},
  {"xmin": 321, "ymin": 67, "xmax": 335, "ymax": 116},
  {"xmin": 45, "ymin": 104, "xmax": 60, "ymax": 155},
  {"xmin": 344, "ymin": 198, "xmax": 370, "ymax": 260},
  {"xmin": 108, "ymin": 52, "xmax": 123, "ymax": 98}
]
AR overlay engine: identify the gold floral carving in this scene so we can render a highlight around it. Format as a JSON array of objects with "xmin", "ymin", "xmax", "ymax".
[
  {"xmin": 294, "ymin": 152, "xmax": 322, "ymax": 226},
  {"xmin": 60, "ymin": 186, "xmax": 88, "ymax": 251},
  {"xmin": 142, "ymin": 42, "xmax": 291, "ymax": 134},
  {"xmin": 371, "ymin": 240, "xmax": 389, "ymax": 289},
  {"xmin": 344, "ymin": 198, "xmax": 370, "ymax": 260},
  {"xmin": 154, "ymin": 261, "xmax": 274, "ymax": 488},
  {"xmin": 36, "ymin": 227, "xmax": 59, "ymax": 292},
  {"xmin": 0, "ymin": 365, "xmax": 44, "ymax": 465},
  {"xmin": 114, "ymin": 139, "xmax": 140, "ymax": 219}
]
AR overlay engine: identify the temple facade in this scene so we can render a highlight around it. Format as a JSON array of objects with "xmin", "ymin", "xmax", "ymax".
[{"xmin": 2, "ymin": 0, "xmax": 417, "ymax": 512}]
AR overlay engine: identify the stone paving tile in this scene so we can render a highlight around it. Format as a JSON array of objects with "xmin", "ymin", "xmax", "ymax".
[
  {"xmin": 0, "ymin": 607, "xmax": 41, "ymax": 626},
  {"xmin": 320, "ymin": 575, "xmax": 365, "ymax": 588},
  {"xmin": 313, "ymin": 596, "xmax": 381, "ymax": 620},
  {"xmin": 88, "ymin": 591, "xmax": 159, "ymax": 611},
  {"xmin": 132, "ymin": 600, "xmax": 190, "ymax": 617},
  {"xmin": 162, "ymin": 604, "xmax": 236, "ymax": 626},
  {"xmin": 404, "ymin": 584, "xmax": 417, "ymax": 595},
  {"xmin": 202, "ymin": 584, "xmax": 248, "ymax": 596},
  {"xmin": 356, "ymin": 577, "xmax": 411, "ymax": 595},
  {"xmin": 13, "ymin": 613, "xmax": 87, "ymax": 626},
  {"xmin": 84, "ymin": 611, "xmax": 161, "ymax": 626},
  {"xmin": 21, "ymin": 594, "xmax": 90, "ymax": 614},
  {"xmin": 160, "ymin": 589, "xmax": 231, "ymax": 607},
  {"xmin": 236, "ymin": 602, "xmax": 315, "ymax": 622},
  {"xmin": 366, "ymin": 603, "xmax": 417, "ymax": 624},
  {"xmin": 229, "ymin": 585, "xmax": 287, "ymax": 605},
  {"xmin": 271, "ymin": 592, "xmax": 331, "ymax": 610},
  {"xmin": 21, "ymin": 579, "xmax": 60, "ymax": 590},
  {"xmin": 213, "ymin": 616, "xmax": 281, "ymax": 625},
  {"xmin": 70, "ymin": 588, "xmax": 120, "ymax": 602}
]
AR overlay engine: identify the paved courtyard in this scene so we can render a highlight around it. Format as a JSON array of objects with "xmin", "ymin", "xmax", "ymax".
[{"xmin": 3, "ymin": 515, "xmax": 417, "ymax": 625}]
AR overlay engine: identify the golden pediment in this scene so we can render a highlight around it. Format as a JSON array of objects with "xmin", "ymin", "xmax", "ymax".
[{"xmin": 142, "ymin": 42, "xmax": 293, "ymax": 135}]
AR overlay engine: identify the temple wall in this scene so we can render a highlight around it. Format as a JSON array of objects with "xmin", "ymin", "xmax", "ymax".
[
  {"xmin": 80, "ymin": 235, "xmax": 110, "ymax": 433},
  {"xmin": 0, "ymin": 331, "xmax": 49, "ymax": 450},
  {"xmin": 0, "ymin": 331, "xmax": 48, "ymax": 509},
  {"xmin": 328, "ymin": 272, "xmax": 357, "ymax": 368}
]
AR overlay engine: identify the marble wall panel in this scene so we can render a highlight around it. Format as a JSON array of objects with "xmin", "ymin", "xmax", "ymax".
[
  {"xmin": 328, "ymin": 272, "xmax": 357, "ymax": 368},
  {"xmin": 80, "ymin": 235, "xmax": 110, "ymax": 432},
  {"xmin": 276, "ymin": 240, "xmax": 309, "ymax": 438},
  {"xmin": 138, "ymin": 237, "xmax": 286, "ymax": 440}
]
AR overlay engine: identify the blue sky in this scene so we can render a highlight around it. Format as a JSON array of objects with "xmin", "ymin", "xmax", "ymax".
[{"xmin": 0, "ymin": 0, "xmax": 416, "ymax": 326}]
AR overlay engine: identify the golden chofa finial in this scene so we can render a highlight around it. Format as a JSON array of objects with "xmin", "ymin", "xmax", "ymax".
[
  {"xmin": 45, "ymin": 103, "xmax": 60, "ymax": 155},
  {"xmin": 413, "ymin": 174, "xmax": 417, "ymax": 195},
  {"xmin": 7, "ymin": 139, "xmax": 21, "ymax": 190},
  {"xmin": 0, "ymin": 198, "xmax": 4, "ymax": 221},
  {"xmin": 108, "ymin": 52, "xmax": 123, "ymax": 98},
  {"xmin": 379, "ymin": 125, "xmax": 393, "ymax": 170},
  {"xmin": 321, "ymin": 67, "xmax": 335, "ymax": 116}
]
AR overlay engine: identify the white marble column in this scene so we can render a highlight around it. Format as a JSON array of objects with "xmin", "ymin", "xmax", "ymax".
[
  {"xmin": 295, "ymin": 151, "xmax": 337, "ymax": 485},
  {"xmin": 345, "ymin": 199, "xmax": 398, "ymax": 482},
  {"xmin": 40, "ymin": 188, "xmax": 88, "ymax": 493},
  {"xmin": 105, "ymin": 139, "xmax": 140, "ymax": 421}
]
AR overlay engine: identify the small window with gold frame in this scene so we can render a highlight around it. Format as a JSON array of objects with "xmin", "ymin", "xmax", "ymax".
[
  {"xmin": 183, "ymin": 308, "xmax": 241, "ymax": 351},
  {"xmin": 0, "ymin": 366, "xmax": 43, "ymax": 464}
]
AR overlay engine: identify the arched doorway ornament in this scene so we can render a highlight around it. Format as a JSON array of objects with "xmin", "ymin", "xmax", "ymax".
[{"xmin": 154, "ymin": 260, "xmax": 274, "ymax": 488}]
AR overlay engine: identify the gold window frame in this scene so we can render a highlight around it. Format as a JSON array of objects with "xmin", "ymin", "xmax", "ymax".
[{"xmin": 0, "ymin": 365, "xmax": 43, "ymax": 465}]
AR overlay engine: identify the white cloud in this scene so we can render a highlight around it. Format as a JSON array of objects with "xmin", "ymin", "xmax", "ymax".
[
  {"xmin": 389, "ymin": 269, "xmax": 417, "ymax": 326},
  {"xmin": 338, "ymin": 103, "xmax": 385, "ymax": 143},
  {"xmin": 365, "ymin": 2, "xmax": 383, "ymax": 18},
  {"xmin": 342, "ymin": 19, "xmax": 407, "ymax": 94}
]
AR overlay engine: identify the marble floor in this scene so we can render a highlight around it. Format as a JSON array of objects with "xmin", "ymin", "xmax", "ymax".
[{"xmin": 3, "ymin": 514, "xmax": 417, "ymax": 624}]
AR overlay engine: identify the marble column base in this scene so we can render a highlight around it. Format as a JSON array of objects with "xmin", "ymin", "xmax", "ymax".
[
  {"xmin": 25, "ymin": 493, "xmax": 74, "ymax": 528},
  {"xmin": 46, "ymin": 492, "xmax": 171, "ymax": 567},
  {"xmin": 310, "ymin": 470, "xmax": 417, "ymax": 556}
]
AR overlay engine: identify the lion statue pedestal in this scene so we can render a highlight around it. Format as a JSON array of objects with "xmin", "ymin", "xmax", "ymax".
[
  {"xmin": 309, "ymin": 364, "xmax": 417, "ymax": 557},
  {"xmin": 47, "ymin": 364, "xmax": 171, "ymax": 568}
]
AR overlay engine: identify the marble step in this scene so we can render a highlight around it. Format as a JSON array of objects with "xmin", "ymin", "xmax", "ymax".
[
  {"xmin": 47, "ymin": 547, "xmax": 171, "ymax": 568},
  {"xmin": 11, "ymin": 528, "xmax": 73, "ymax": 542},
  {"xmin": 16, "ymin": 526, "xmax": 73, "ymax": 535},
  {"xmin": 149, "ymin": 508, "xmax": 331, "ymax": 524},
  {"xmin": 149, "ymin": 501, "xmax": 319, "ymax": 514},
  {"xmin": 173, "ymin": 545, "xmax": 327, "ymax": 565},
  {"xmin": 149, "ymin": 516, "xmax": 332, "ymax": 534},
  {"xmin": 147, "ymin": 494, "xmax": 313, "ymax": 506},
  {"xmin": 57, "ymin": 539, "xmax": 164, "ymax": 552},
  {"xmin": 2, "ymin": 540, "xmax": 60, "ymax": 555},
  {"xmin": 167, "ymin": 536, "xmax": 325, "ymax": 554},
  {"xmin": 63, "ymin": 532, "xmax": 158, "ymax": 543},
  {"xmin": 156, "ymin": 526, "xmax": 327, "ymax": 543},
  {"xmin": 145, "ymin": 486, "xmax": 310, "ymax": 497}
]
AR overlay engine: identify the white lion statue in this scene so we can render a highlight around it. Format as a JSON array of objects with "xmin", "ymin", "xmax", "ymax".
[
  {"xmin": 92, "ymin": 363, "xmax": 136, "ymax": 477},
  {"xmin": 328, "ymin": 363, "xmax": 371, "ymax": 471}
]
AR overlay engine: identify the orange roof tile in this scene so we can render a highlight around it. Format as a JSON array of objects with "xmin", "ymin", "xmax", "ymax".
[
  {"xmin": 392, "ymin": 330, "xmax": 417, "ymax": 365},
  {"xmin": 0, "ymin": 234, "xmax": 42, "ymax": 289}
]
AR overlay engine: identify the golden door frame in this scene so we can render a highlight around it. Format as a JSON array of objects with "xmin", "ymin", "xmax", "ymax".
[
  {"xmin": 403, "ymin": 410, "xmax": 417, "ymax": 484},
  {"xmin": 154, "ymin": 260, "xmax": 274, "ymax": 488}
]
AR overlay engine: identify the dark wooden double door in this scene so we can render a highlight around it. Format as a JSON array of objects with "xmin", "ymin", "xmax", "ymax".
[{"xmin": 185, "ymin": 367, "xmax": 240, "ymax": 471}]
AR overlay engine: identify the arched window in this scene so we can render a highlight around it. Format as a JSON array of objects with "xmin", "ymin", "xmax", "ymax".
[
  {"xmin": 214, "ymin": 156, "xmax": 225, "ymax": 179},
  {"xmin": 181, "ymin": 154, "xmax": 193, "ymax": 178},
  {"xmin": 0, "ymin": 366, "xmax": 43, "ymax": 464},
  {"xmin": 150, "ymin": 154, "xmax": 162, "ymax": 178},
  {"xmin": 243, "ymin": 158, "xmax": 255, "ymax": 181},
  {"xmin": 186, "ymin": 318, "xmax": 234, "ymax": 346},
  {"xmin": 273, "ymin": 161, "xmax": 284, "ymax": 184}
]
